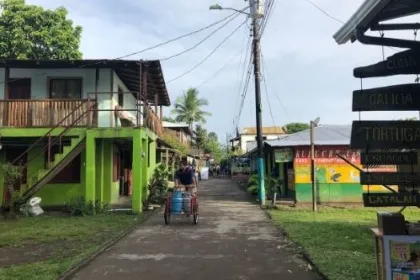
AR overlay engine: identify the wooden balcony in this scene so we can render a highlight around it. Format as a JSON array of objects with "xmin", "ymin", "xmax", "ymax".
[{"xmin": 0, "ymin": 99, "xmax": 94, "ymax": 127}]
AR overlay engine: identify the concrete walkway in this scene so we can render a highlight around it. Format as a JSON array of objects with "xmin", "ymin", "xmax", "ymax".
[{"xmin": 72, "ymin": 179, "xmax": 321, "ymax": 280}]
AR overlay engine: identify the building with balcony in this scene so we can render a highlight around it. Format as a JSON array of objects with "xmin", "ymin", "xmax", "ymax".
[
  {"xmin": 0, "ymin": 59, "xmax": 169, "ymax": 213},
  {"xmin": 230, "ymin": 126, "xmax": 286, "ymax": 153},
  {"xmin": 162, "ymin": 121, "xmax": 192, "ymax": 146}
]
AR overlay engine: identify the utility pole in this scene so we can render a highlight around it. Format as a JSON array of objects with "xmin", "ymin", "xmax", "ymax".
[
  {"xmin": 251, "ymin": 0, "xmax": 265, "ymax": 205},
  {"xmin": 252, "ymin": 18, "xmax": 265, "ymax": 205},
  {"xmin": 310, "ymin": 117, "xmax": 320, "ymax": 212}
]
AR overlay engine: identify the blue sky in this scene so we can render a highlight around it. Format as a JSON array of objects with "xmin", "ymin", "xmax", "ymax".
[{"xmin": 27, "ymin": 0, "xmax": 420, "ymax": 141}]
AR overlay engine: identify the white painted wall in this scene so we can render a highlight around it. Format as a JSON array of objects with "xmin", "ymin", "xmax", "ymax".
[
  {"xmin": 240, "ymin": 134, "xmax": 280, "ymax": 152},
  {"xmin": 0, "ymin": 68, "xmax": 140, "ymax": 127}
]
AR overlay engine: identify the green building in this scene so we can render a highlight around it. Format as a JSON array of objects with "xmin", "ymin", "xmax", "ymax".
[
  {"xmin": 0, "ymin": 59, "xmax": 171, "ymax": 213},
  {"xmin": 244, "ymin": 125, "xmax": 397, "ymax": 204}
]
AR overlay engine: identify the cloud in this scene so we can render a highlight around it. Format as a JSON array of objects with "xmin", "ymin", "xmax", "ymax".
[{"xmin": 24, "ymin": 0, "xmax": 420, "ymax": 140}]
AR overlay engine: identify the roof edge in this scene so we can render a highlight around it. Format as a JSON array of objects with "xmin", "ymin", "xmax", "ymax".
[{"xmin": 333, "ymin": 0, "xmax": 390, "ymax": 45}]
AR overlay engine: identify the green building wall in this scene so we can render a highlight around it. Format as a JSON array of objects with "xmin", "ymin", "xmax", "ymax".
[{"xmin": 0, "ymin": 127, "xmax": 158, "ymax": 213}]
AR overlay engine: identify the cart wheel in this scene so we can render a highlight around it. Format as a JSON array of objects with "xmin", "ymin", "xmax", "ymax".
[
  {"xmin": 193, "ymin": 204, "xmax": 199, "ymax": 225},
  {"xmin": 164, "ymin": 212, "xmax": 171, "ymax": 225}
]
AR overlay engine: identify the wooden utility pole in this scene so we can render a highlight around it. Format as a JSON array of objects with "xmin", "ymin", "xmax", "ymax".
[{"xmin": 310, "ymin": 120, "xmax": 317, "ymax": 212}]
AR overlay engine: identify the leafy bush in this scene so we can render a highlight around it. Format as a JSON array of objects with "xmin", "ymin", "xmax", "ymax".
[
  {"xmin": 246, "ymin": 174, "xmax": 280, "ymax": 197},
  {"xmin": 144, "ymin": 164, "xmax": 171, "ymax": 208},
  {"xmin": 65, "ymin": 196, "xmax": 109, "ymax": 216},
  {"xmin": 1, "ymin": 163, "xmax": 24, "ymax": 217}
]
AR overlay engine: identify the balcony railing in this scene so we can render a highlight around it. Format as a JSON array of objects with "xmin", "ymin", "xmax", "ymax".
[
  {"xmin": 0, "ymin": 97, "xmax": 164, "ymax": 138},
  {"xmin": 0, "ymin": 99, "xmax": 93, "ymax": 127}
]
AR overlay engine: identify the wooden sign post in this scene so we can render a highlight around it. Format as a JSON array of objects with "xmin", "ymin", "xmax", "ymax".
[
  {"xmin": 354, "ymin": 49, "xmax": 420, "ymax": 78},
  {"xmin": 350, "ymin": 120, "xmax": 420, "ymax": 149},
  {"xmin": 361, "ymin": 151, "xmax": 417, "ymax": 165},
  {"xmin": 352, "ymin": 84, "xmax": 420, "ymax": 111}
]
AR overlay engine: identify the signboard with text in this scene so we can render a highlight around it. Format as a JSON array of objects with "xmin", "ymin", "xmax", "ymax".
[
  {"xmin": 360, "ymin": 172, "xmax": 420, "ymax": 186},
  {"xmin": 354, "ymin": 49, "xmax": 420, "ymax": 78},
  {"xmin": 350, "ymin": 120, "xmax": 420, "ymax": 149},
  {"xmin": 362, "ymin": 193, "xmax": 420, "ymax": 207},
  {"xmin": 361, "ymin": 151, "xmax": 418, "ymax": 165},
  {"xmin": 352, "ymin": 84, "xmax": 420, "ymax": 111}
]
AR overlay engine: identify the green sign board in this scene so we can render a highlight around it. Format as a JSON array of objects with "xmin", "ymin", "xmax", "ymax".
[{"xmin": 275, "ymin": 148, "xmax": 293, "ymax": 163}]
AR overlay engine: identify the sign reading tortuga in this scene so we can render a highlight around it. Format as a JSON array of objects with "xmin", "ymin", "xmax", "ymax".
[
  {"xmin": 354, "ymin": 49, "xmax": 420, "ymax": 78},
  {"xmin": 363, "ymin": 193, "xmax": 420, "ymax": 207},
  {"xmin": 350, "ymin": 120, "xmax": 420, "ymax": 149},
  {"xmin": 352, "ymin": 84, "xmax": 420, "ymax": 111}
]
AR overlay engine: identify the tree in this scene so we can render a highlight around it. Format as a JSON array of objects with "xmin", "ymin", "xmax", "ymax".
[
  {"xmin": 207, "ymin": 132, "xmax": 218, "ymax": 142},
  {"xmin": 171, "ymin": 88, "xmax": 211, "ymax": 130},
  {"xmin": 284, "ymin": 122, "xmax": 310, "ymax": 134},
  {"xmin": 0, "ymin": 0, "xmax": 82, "ymax": 59},
  {"xmin": 194, "ymin": 125, "xmax": 208, "ymax": 150}
]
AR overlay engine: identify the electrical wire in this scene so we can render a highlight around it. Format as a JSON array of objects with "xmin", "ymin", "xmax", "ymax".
[
  {"xmin": 232, "ymin": 26, "xmax": 252, "ymax": 131},
  {"xmin": 167, "ymin": 20, "xmax": 247, "ymax": 84},
  {"xmin": 260, "ymin": 51, "xmax": 292, "ymax": 122},
  {"xmin": 0, "ymin": 10, "xmax": 242, "ymax": 86},
  {"xmin": 160, "ymin": 12, "xmax": 242, "ymax": 61}
]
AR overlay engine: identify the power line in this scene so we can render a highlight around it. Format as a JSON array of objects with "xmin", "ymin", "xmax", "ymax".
[
  {"xmin": 303, "ymin": 0, "xmax": 344, "ymax": 24},
  {"xmin": 196, "ymin": 40, "xmax": 245, "ymax": 89},
  {"xmin": 160, "ymin": 12, "xmax": 242, "ymax": 61},
  {"xmin": 260, "ymin": 51, "xmax": 292, "ymax": 122},
  {"xmin": 0, "ymin": 11, "xmax": 241, "ymax": 86},
  {"xmin": 167, "ymin": 20, "xmax": 247, "ymax": 84},
  {"xmin": 232, "ymin": 26, "xmax": 252, "ymax": 130}
]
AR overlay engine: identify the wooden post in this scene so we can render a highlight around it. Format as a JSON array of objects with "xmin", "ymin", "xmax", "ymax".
[
  {"xmin": 159, "ymin": 105, "xmax": 163, "ymax": 120},
  {"xmin": 110, "ymin": 69, "xmax": 114, "ymax": 128},
  {"xmin": 154, "ymin": 94, "xmax": 158, "ymax": 118},
  {"xmin": 142, "ymin": 65, "xmax": 148, "ymax": 128},
  {"xmin": 92, "ymin": 68, "xmax": 99, "ymax": 127},
  {"xmin": 3, "ymin": 66, "xmax": 9, "ymax": 126},
  {"xmin": 165, "ymin": 148, "xmax": 169, "ymax": 166},
  {"xmin": 310, "ymin": 121, "xmax": 317, "ymax": 212},
  {"xmin": 137, "ymin": 62, "xmax": 142, "ymax": 127}
]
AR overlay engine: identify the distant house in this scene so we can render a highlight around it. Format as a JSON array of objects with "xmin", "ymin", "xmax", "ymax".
[
  {"xmin": 162, "ymin": 121, "xmax": 192, "ymax": 146},
  {"xmin": 244, "ymin": 124, "xmax": 397, "ymax": 204},
  {"xmin": 230, "ymin": 126, "xmax": 286, "ymax": 153}
]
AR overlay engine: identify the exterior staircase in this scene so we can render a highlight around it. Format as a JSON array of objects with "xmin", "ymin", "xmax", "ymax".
[{"xmin": 22, "ymin": 132, "xmax": 86, "ymax": 201}]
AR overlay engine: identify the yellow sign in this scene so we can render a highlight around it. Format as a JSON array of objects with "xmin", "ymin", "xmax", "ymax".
[{"xmin": 391, "ymin": 242, "xmax": 410, "ymax": 261}]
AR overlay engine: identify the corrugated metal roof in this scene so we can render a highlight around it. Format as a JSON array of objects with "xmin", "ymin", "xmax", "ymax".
[
  {"xmin": 242, "ymin": 126, "xmax": 286, "ymax": 135},
  {"xmin": 162, "ymin": 121, "xmax": 189, "ymax": 128},
  {"xmin": 266, "ymin": 125, "xmax": 351, "ymax": 147}
]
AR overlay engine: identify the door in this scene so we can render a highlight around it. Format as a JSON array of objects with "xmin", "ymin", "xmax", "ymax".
[
  {"xmin": 3, "ymin": 147, "xmax": 27, "ymax": 206},
  {"xmin": 7, "ymin": 78, "xmax": 31, "ymax": 126}
]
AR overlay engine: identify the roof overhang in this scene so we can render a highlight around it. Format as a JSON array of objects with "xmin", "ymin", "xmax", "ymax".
[
  {"xmin": 333, "ymin": 0, "xmax": 420, "ymax": 45},
  {"xmin": 0, "ymin": 59, "xmax": 171, "ymax": 106}
]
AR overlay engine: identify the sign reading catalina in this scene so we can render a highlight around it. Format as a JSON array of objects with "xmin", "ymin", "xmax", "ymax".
[
  {"xmin": 360, "ymin": 172, "xmax": 420, "ymax": 186},
  {"xmin": 354, "ymin": 49, "xmax": 420, "ymax": 78},
  {"xmin": 363, "ymin": 193, "xmax": 420, "ymax": 207},
  {"xmin": 361, "ymin": 151, "xmax": 418, "ymax": 165},
  {"xmin": 352, "ymin": 84, "xmax": 420, "ymax": 111},
  {"xmin": 350, "ymin": 120, "xmax": 420, "ymax": 149}
]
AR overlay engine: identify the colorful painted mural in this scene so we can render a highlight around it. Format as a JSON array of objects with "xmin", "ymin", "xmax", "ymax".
[{"xmin": 294, "ymin": 146, "xmax": 398, "ymax": 203}]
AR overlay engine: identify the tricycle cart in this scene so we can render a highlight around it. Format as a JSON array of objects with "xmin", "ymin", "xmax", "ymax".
[{"xmin": 164, "ymin": 187, "xmax": 199, "ymax": 225}]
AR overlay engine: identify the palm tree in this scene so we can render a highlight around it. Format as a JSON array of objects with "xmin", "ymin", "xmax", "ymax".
[{"xmin": 171, "ymin": 88, "xmax": 211, "ymax": 130}]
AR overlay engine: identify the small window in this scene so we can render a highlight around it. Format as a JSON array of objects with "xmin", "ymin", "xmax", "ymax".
[{"xmin": 50, "ymin": 79, "xmax": 82, "ymax": 99}]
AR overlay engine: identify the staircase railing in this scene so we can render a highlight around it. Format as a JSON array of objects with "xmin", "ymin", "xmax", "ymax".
[
  {"xmin": 20, "ymin": 101, "xmax": 97, "ymax": 200},
  {"xmin": 11, "ymin": 100, "xmax": 91, "ymax": 166}
]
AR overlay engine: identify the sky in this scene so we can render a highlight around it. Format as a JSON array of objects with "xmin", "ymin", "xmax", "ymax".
[{"xmin": 26, "ymin": 0, "xmax": 420, "ymax": 142}]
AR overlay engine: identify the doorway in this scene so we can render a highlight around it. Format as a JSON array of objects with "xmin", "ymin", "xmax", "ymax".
[{"xmin": 7, "ymin": 78, "xmax": 31, "ymax": 126}]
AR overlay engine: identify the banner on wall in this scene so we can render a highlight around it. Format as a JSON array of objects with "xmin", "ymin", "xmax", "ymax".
[
  {"xmin": 294, "ymin": 146, "xmax": 397, "ymax": 187},
  {"xmin": 275, "ymin": 148, "xmax": 293, "ymax": 163}
]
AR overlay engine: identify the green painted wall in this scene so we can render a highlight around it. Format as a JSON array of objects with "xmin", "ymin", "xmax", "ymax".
[{"xmin": 295, "ymin": 183, "xmax": 363, "ymax": 203}]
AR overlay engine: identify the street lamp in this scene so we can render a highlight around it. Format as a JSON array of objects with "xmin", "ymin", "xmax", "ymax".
[
  {"xmin": 209, "ymin": 4, "xmax": 250, "ymax": 16},
  {"xmin": 310, "ymin": 117, "xmax": 320, "ymax": 212}
]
